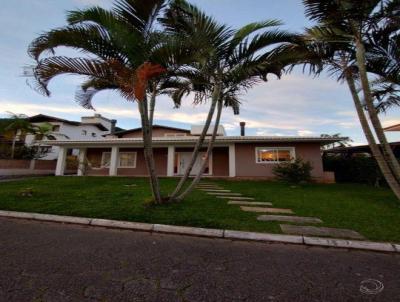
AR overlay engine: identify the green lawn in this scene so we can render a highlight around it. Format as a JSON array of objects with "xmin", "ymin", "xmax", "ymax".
[{"xmin": 0, "ymin": 176, "xmax": 399, "ymax": 243}]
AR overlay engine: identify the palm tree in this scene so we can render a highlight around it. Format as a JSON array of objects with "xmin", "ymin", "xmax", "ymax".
[
  {"xmin": 26, "ymin": 0, "xmax": 192, "ymax": 204},
  {"xmin": 320, "ymin": 133, "xmax": 353, "ymax": 150},
  {"xmin": 3, "ymin": 112, "xmax": 34, "ymax": 159},
  {"xmin": 164, "ymin": 0, "xmax": 300, "ymax": 201},
  {"xmin": 31, "ymin": 123, "xmax": 69, "ymax": 159},
  {"xmin": 296, "ymin": 0, "xmax": 400, "ymax": 200}
]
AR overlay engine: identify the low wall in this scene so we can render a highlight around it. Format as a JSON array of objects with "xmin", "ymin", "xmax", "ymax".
[{"xmin": 0, "ymin": 159, "xmax": 57, "ymax": 176}]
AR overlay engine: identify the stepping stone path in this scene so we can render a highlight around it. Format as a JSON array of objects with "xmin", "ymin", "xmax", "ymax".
[
  {"xmin": 197, "ymin": 182, "xmax": 364, "ymax": 241},
  {"xmin": 240, "ymin": 206, "xmax": 294, "ymax": 214},
  {"xmin": 280, "ymin": 224, "xmax": 365, "ymax": 240},
  {"xmin": 228, "ymin": 201, "xmax": 273, "ymax": 206},
  {"xmin": 217, "ymin": 196, "xmax": 255, "ymax": 200},
  {"xmin": 257, "ymin": 215, "xmax": 322, "ymax": 224},
  {"xmin": 207, "ymin": 192, "xmax": 242, "ymax": 196}
]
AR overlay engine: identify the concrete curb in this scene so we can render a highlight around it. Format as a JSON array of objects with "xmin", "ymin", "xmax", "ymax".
[{"xmin": 0, "ymin": 210, "xmax": 398, "ymax": 254}]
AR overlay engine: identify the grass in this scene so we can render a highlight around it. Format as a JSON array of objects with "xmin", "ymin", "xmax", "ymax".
[{"xmin": 0, "ymin": 176, "xmax": 399, "ymax": 243}]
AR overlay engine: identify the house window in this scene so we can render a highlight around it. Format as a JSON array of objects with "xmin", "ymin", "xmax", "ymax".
[
  {"xmin": 119, "ymin": 152, "xmax": 137, "ymax": 168},
  {"xmin": 101, "ymin": 152, "xmax": 111, "ymax": 167},
  {"xmin": 101, "ymin": 152, "xmax": 137, "ymax": 168},
  {"xmin": 52, "ymin": 125, "xmax": 60, "ymax": 132},
  {"xmin": 82, "ymin": 130, "xmax": 87, "ymax": 136},
  {"xmin": 255, "ymin": 147, "xmax": 295, "ymax": 164}
]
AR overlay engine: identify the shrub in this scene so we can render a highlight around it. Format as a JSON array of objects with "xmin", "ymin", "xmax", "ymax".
[{"xmin": 273, "ymin": 158, "xmax": 313, "ymax": 184}]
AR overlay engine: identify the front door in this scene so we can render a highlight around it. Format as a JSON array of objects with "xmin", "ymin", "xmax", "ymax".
[{"xmin": 177, "ymin": 152, "xmax": 210, "ymax": 176}]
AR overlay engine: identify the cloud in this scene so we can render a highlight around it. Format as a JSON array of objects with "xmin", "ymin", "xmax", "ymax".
[{"xmin": 297, "ymin": 130, "xmax": 314, "ymax": 137}]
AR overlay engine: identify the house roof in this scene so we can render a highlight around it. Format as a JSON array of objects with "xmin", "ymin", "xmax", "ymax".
[
  {"xmin": 324, "ymin": 141, "xmax": 400, "ymax": 154},
  {"xmin": 26, "ymin": 114, "xmax": 110, "ymax": 131},
  {"xmin": 112, "ymin": 124, "xmax": 190, "ymax": 137},
  {"xmin": 383, "ymin": 123, "xmax": 400, "ymax": 132},
  {"xmin": 44, "ymin": 135, "xmax": 343, "ymax": 147}
]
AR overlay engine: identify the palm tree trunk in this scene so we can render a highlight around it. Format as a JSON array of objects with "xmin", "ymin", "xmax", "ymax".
[
  {"xmin": 355, "ymin": 39, "xmax": 400, "ymax": 183},
  {"xmin": 175, "ymin": 99, "xmax": 223, "ymax": 201},
  {"xmin": 345, "ymin": 73, "xmax": 400, "ymax": 200},
  {"xmin": 138, "ymin": 98, "xmax": 163, "ymax": 204},
  {"xmin": 168, "ymin": 83, "xmax": 222, "ymax": 201},
  {"xmin": 148, "ymin": 84, "xmax": 157, "ymax": 132}
]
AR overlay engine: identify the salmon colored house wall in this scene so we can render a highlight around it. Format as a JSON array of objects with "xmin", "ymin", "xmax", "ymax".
[
  {"xmin": 85, "ymin": 147, "xmax": 168, "ymax": 176},
  {"xmin": 212, "ymin": 147, "xmax": 229, "ymax": 177},
  {"xmin": 234, "ymin": 142, "xmax": 324, "ymax": 179},
  {"xmin": 117, "ymin": 148, "xmax": 168, "ymax": 176}
]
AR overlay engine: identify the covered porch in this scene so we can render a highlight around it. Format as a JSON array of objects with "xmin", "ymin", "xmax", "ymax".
[{"xmin": 54, "ymin": 144, "xmax": 236, "ymax": 178}]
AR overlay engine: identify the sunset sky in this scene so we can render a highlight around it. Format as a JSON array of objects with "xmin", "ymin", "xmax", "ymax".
[{"xmin": 1, "ymin": 0, "xmax": 400, "ymax": 144}]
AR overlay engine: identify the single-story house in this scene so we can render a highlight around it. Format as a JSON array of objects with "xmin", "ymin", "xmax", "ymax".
[{"xmin": 47, "ymin": 123, "xmax": 339, "ymax": 182}]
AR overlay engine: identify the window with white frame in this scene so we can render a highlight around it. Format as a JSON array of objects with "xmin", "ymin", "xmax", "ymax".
[
  {"xmin": 255, "ymin": 147, "xmax": 295, "ymax": 163},
  {"xmin": 119, "ymin": 152, "xmax": 137, "ymax": 168},
  {"xmin": 101, "ymin": 152, "xmax": 137, "ymax": 168},
  {"xmin": 101, "ymin": 152, "xmax": 111, "ymax": 167}
]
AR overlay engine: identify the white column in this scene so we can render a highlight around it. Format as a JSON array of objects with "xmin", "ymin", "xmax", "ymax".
[
  {"xmin": 167, "ymin": 146, "xmax": 175, "ymax": 177},
  {"xmin": 109, "ymin": 146, "xmax": 119, "ymax": 176},
  {"xmin": 229, "ymin": 144, "xmax": 236, "ymax": 177},
  {"xmin": 77, "ymin": 148, "xmax": 87, "ymax": 176},
  {"xmin": 55, "ymin": 147, "xmax": 67, "ymax": 176}
]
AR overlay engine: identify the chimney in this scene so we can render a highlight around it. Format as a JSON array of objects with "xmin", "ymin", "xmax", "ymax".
[
  {"xmin": 110, "ymin": 119, "xmax": 117, "ymax": 134},
  {"xmin": 240, "ymin": 122, "xmax": 246, "ymax": 136}
]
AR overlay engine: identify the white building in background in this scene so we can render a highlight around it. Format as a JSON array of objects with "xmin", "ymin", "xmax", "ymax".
[{"xmin": 25, "ymin": 114, "xmax": 119, "ymax": 160}]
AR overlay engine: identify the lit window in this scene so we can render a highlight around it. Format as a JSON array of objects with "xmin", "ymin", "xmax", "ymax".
[
  {"xmin": 101, "ymin": 152, "xmax": 111, "ymax": 167},
  {"xmin": 82, "ymin": 130, "xmax": 87, "ymax": 136},
  {"xmin": 119, "ymin": 152, "xmax": 137, "ymax": 168},
  {"xmin": 255, "ymin": 147, "xmax": 295, "ymax": 164}
]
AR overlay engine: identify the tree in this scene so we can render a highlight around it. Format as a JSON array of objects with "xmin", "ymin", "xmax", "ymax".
[
  {"xmin": 320, "ymin": 133, "xmax": 353, "ymax": 150},
  {"xmin": 31, "ymin": 123, "xmax": 69, "ymax": 159},
  {"xmin": 164, "ymin": 0, "xmax": 300, "ymax": 201},
  {"xmin": 26, "ymin": 0, "xmax": 191, "ymax": 204},
  {"xmin": 297, "ymin": 0, "xmax": 400, "ymax": 200},
  {"xmin": 3, "ymin": 112, "xmax": 34, "ymax": 159}
]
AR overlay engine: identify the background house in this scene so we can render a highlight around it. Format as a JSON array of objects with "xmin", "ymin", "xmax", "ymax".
[{"xmin": 25, "ymin": 114, "xmax": 122, "ymax": 160}]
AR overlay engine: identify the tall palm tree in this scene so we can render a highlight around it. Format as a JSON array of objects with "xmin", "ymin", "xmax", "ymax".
[
  {"xmin": 163, "ymin": 0, "xmax": 300, "ymax": 201},
  {"xmin": 296, "ymin": 0, "xmax": 400, "ymax": 200},
  {"xmin": 3, "ymin": 112, "xmax": 34, "ymax": 159},
  {"xmin": 26, "ymin": 0, "xmax": 192, "ymax": 204}
]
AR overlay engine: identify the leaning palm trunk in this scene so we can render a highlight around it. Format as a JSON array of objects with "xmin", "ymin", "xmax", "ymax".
[
  {"xmin": 345, "ymin": 73, "xmax": 400, "ymax": 200},
  {"xmin": 138, "ymin": 98, "xmax": 163, "ymax": 204},
  {"xmin": 169, "ymin": 83, "xmax": 222, "ymax": 201},
  {"xmin": 175, "ymin": 99, "xmax": 223, "ymax": 201},
  {"xmin": 355, "ymin": 39, "xmax": 400, "ymax": 183}
]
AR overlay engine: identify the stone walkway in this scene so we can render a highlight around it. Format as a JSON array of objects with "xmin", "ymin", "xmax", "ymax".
[{"xmin": 197, "ymin": 182, "xmax": 365, "ymax": 240}]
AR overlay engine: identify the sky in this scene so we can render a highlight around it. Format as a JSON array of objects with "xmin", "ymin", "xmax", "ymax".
[{"xmin": 1, "ymin": 0, "xmax": 400, "ymax": 145}]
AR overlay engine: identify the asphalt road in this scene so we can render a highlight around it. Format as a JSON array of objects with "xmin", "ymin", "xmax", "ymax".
[{"xmin": 0, "ymin": 217, "xmax": 399, "ymax": 302}]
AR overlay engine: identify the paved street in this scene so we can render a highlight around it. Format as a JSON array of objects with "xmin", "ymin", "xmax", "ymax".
[{"xmin": 0, "ymin": 217, "xmax": 399, "ymax": 302}]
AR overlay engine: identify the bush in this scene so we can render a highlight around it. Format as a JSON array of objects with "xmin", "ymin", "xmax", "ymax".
[
  {"xmin": 323, "ymin": 155, "xmax": 384, "ymax": 186},
  {"xmin": 0, "ymin": 143, "xmax": 49, "ymax": 160},
  {"xmin": 273, "ymin": 158, "xmax": 313, "ymax": 184}
]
